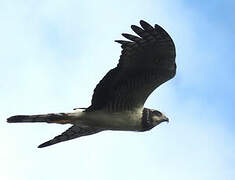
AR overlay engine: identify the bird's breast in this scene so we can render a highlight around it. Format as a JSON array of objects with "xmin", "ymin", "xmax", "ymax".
[{"xmin": 72, "ymin": 109, "xmax": 143, "ymax": 131}]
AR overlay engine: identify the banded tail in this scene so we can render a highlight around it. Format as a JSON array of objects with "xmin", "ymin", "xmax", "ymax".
[{"xmin": 7, "ymin": 113, "xmax": 72, "ymax": 124}]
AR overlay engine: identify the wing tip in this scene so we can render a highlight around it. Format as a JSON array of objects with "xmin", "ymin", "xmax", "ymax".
[
  {"xmin": 38, "ymin": 141, "xmax": 51, "ymax": 148},
  {"xmin": 139, "ymin": 19, "xmax": 147, "ymax": 24},
  {"xmin": 139, "ymin": 20, "xmax": 154, "ymax": 30},
  {"xmin": 37, "ymin": 145, "xmax": 44, "ymax": 148}
]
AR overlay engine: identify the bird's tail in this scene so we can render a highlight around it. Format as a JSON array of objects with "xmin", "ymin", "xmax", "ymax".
[{"xmin": 7, "ymin": 113, "xmax": 72, "ymax": 124}]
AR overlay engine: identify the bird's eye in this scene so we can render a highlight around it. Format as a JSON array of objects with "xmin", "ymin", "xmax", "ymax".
[{"xmin": 153, "ymin": 111, "xmax": 162, "ymax": 116}]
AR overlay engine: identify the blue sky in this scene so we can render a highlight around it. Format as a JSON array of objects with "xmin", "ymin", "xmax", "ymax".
[{"xmin": 0, "ymin": 0, "xmax": 234, "ymax": 179}]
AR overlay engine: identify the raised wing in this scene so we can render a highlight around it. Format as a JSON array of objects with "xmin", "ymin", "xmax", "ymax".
[{"xmin": 86, "ymin": 20, "xmax": 176, "ymax": 112}]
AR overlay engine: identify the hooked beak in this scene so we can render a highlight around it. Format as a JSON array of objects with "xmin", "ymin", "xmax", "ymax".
[{"xmin": 163, "ymin": 117, "xmax": 169, "ymax": 123}]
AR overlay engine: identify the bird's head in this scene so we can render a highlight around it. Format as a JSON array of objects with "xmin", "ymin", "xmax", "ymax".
[
  {"xmin": 141, "ymin": 108, "xmax": 169, "ymax": 131},
  {"xmin": 151, "ymin": 109, "xmax": 169, "ymax": 126}
]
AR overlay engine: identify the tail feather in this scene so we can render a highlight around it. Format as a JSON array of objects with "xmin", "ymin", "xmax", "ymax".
[
  {"xmin": 38, "ymin": 126, "xmax": 101, "ymax": 148},
  {"xmin": 7, "ymin": 112, "xmax": 101, "ymax": 148},
  {"xmin": 7, "ymin": 113, "xmax": 71, "ymax": 124}
]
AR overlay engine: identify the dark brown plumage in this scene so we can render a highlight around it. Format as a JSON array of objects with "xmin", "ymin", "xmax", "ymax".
[{"xmin": 87, "ymin": 20, "xmax": 176, "ymax": 112}]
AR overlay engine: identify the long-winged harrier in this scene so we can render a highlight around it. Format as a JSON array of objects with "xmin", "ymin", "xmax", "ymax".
[{"xmin": 7, "ymin": 20, "xmax": 176, "ymax": 148}]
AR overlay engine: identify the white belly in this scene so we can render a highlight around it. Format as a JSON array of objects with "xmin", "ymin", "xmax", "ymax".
[{"xmin": 70, "ymin": 108, "xmax": 143, "ymax": 131}]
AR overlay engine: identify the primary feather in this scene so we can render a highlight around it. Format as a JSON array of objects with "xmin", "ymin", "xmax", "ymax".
[{"xmin": 87, "ymin": 20, "xmax": 176, "ymax": 112}]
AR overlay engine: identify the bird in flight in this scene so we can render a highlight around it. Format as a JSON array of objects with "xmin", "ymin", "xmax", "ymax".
[{"xmin": 7, "ymin": 20, "xmax": 176, "ymax": 148}]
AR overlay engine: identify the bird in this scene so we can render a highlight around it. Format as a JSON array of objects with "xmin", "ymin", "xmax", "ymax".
[{"xmin": 7, "ymin": 20, "xmax": 176, "ymax": 148}]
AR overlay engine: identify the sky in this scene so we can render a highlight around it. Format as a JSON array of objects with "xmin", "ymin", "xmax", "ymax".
[{"xmin": 0, "ymin": 0, "xmax": 235, "ymax": 179}]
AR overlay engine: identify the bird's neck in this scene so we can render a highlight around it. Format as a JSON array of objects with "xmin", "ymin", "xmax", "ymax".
[{"xmin": 141, "ymin": 108, "xmax": 154, "ymax": 131}]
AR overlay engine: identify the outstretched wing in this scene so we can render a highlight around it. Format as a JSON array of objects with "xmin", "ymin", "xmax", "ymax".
[
  {"xmin": 86, "ymin": 20, "xmax": 176, "ymax": 112},
  {"xmin": 38, "ymin": 126, "xmax": 101, "ymax": 148}
]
